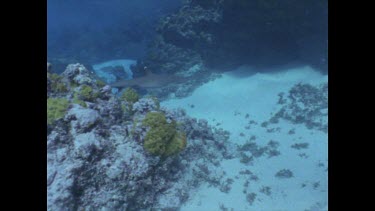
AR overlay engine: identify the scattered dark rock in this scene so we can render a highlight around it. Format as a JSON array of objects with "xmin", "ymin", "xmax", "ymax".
[
  {"xmin": 259, "ymin": 186, "xmax": 272, "ymax": 196},
  {"xmin": 266, "ymin": 127, "xmax": 281, "ymax": 133},
  {"xmin": 275, "ymin": 169, "xmax": 294, "ymax": 179},
  {"xmin": 277, "ymin": 92, "xmax": 287, "ymax": 104},
  {"xmin": 288, "ymin": 128, "xmax": 296, "ymax": 135},
  {"xmin": 239, "ymin": 170, "xmax": 252, "ymax": 175},
  {"xmin": 267, "ymin": 149, "xmax": 281, "ymax": 158},
  {"xmin": 219, "ymin": 178, "xmax": 234, "ymax": 193},
  {"xmin": 313, "ymin": 182, "xmax": 320, "ymax": 189},
  {"xmin": 219, "ymin": 203, "xmax": 233, "ymax": 211},
  {"xmin": 317, "ymin": 161, "xmax": 325, "ymax": 168},
  {"xmin": 291, "ymin": 143, "xmax": 309, "ymax": 150},
  {"xmin": 246, "ymin": 193, "xmax": 257, "ymax": 205},
  {"xmin": 267, "ymin": 140, "xmax": 279, "ymax": 148},
  {"xmin": 248, "ymin": 120, "xmax": 257, "ymax": 125},
  {"xmin": 240, "ymin": 154, "xmax": 253, "ymax": 164},
  {"xmin": 243, "ymin": 180, "xmax": 249, "ymax": 188},
  {"xmin": 249, "ymin": 174, "xmax": 259, "ymax": 181},
  {"xmin": 261, "ymin": 122, "xmax": 268, "ymax": 128},
  {"xmin": 239, "ymin": 170, "xmax": 258, "ymax": 181},
  {"xmin": 269, "ymin": 83, "xmax": 328, "ymax": 133},
  {"xmin": 298, "ymin": 153, "xmax": 309, "ymax": 158}
]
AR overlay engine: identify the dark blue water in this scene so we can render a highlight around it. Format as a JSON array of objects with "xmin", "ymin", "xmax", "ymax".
[
  {"xmin": 47, "ymin": 0, "xmax": 181, "ymax": 67},
  {"xmin": 47, "ymin": 0, "xmax": 327, "ymax": 73}
]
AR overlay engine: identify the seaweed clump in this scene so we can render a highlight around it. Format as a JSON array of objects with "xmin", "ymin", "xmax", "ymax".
[
  {"xmin": 48, "ymin": 73, "xmax": 68, "ymax": 93},
  {"xmin": 47, "ymin": 98, "xmax": 69, "ymax": 125},
  {"xmin": 75, "ymin": 85, "xmax": 99, "ymax": 102},
  {"xmin": 95, "ymin": 79, "xmax": 106, "ymax": 88},
  {"xmin": 142, "ymin": 111, "xmax": 187, "ymax": 157},
  {"xmin": 121, "ymin": 88, "xmax": 140, "ymax": 114},
  {"xmin": 121, "ymin": 88, "xmax": 139, "ymax": 104}
]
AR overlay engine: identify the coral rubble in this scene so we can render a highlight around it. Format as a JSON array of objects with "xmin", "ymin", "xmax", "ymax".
[{"xmin": 270, "ymin": 83, "xmax": 328, "ymax": 132}]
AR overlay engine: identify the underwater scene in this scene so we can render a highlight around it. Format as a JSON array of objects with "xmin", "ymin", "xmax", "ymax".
[{"xmin": 47, "ymin": 0, "xmax": 328, "ymax": 210}]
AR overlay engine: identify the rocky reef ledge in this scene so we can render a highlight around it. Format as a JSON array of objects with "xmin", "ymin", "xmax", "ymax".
[{"xmin": 47, "ymin": 63, "xmax": 235, "ymax": 210}]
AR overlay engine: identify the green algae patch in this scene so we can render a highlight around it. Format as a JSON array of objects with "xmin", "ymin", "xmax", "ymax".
[
  {"xmin": 95, "ymin": 79, "xmax": 106, "ymax": 88},
  {"xmin": 48, "ymin": 73, "xmax": 68, "ymax": 93},
  {"xmin": 72, "ymin": 98, "xmax": 87, "ymax": 108},
  {"xmin": 47, "ymin": 98, "xmax": 69, "ymax": 125},
  {"xmin": 76, "ymin": 85, "xmax": 100, "ymax": 102},
  {"xmin": 142, "ymin": 112, "xmax": 187, "ymax": 157},
  {"xmin": 121, "ymin": 88, "xmax": 139, "ymax": 115},
  {"xmin": 142, "ymin": 112, "xmax": 168, "ymax": 128},
  {"xmin": 121, "ymin": 88, "xmax": 139, "ymax": 104}
]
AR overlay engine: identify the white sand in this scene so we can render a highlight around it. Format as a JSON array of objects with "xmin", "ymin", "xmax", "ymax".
[{"xmin": 161, "ymin": 65, "xmax": 328, "ymax": 211}]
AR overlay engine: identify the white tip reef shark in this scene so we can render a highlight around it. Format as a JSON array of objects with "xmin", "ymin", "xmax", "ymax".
[{"xmin": 110, "ymin": 69, "xmax": 188, "ymax": 89}]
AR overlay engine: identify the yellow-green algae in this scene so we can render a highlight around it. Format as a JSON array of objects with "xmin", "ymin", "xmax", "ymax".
[
  {"xmin": 121, "ymin": 88, "xmax": 139, "ymax": 104},
  {"xmin": 142, "ymin": 112, "xmax": 187, "ymax": 157},
  {"xmin": 47, "ymin": 98, "xmax": 69, "ymax": 125}
]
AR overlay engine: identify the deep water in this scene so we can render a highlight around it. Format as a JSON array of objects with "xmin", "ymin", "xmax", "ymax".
[
  {"xmin": 47, "ymin": 0, "xmax": 181, "ymax": 72},
  {"xmin": 47, "ymin": 1, "xmax": 328, "ymax": 210}
]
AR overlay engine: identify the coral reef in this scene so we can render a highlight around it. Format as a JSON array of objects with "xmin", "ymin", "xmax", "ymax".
[
  {"xmin": 139, "ymin": 0, "xmax": 327, "ymax": 75},
  {"xmin": 47, "ymin": 62, "xmax": 235, "ymax": 210}
]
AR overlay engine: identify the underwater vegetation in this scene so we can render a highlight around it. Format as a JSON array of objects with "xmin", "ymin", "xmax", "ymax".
[
  {"xmin": 142, "ymin": 111, "xmax": 187, "ymax": 157},
  {"xmin": 75, "ymin": 84, "xmax": 99, "ymax": 102},
  {"xmin": 120, "ymin": 87, "xmax": 140, "ymax": 115},
  {"xmin": 47, "ymin": 98, "xmax": 69, "ymax": 125},
  {"xmin": 48, "ymin": 73, "xmax": 68, "ymax": 93},
  {"xmin": 95, "ymin": 79, "xmax": 106, "ymax": 88},
  {"xmin": 121, "ymin": 87, "xmax": 139, "ymax": 104}
]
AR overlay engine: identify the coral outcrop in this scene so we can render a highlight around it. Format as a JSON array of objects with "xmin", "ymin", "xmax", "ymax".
[
  {"xmin": 47, "ymin": 62, "xmax": 235, "ymax": 210},
  {"xmin": 136, "ymin": 0, "xmax": 327, "ymax": 79}
]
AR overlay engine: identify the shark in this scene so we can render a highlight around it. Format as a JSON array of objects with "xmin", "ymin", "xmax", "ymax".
[{"xmin": 110, "ymin": 69, "xmax": 188, "ymax": 89}]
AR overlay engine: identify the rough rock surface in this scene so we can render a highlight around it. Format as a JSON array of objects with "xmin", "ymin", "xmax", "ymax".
[
  {"xmin": 47, "ymin": 63, "xmax": 236, "ymax": 210},
  {"xmin": 62, "ymin": 63, "xmax": 94, "ymax": 85}
]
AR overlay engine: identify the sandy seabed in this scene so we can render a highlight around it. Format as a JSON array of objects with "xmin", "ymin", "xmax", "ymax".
[{"xmin": 161, "ymin": 65, "xmax": 328, "ymax": 211}]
